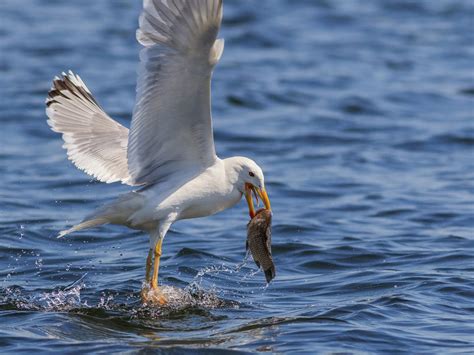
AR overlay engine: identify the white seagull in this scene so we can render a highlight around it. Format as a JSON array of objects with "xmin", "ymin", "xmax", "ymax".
[{"xmin": 45, "ymin": 0, "xmax": 271, "ymax": 301}]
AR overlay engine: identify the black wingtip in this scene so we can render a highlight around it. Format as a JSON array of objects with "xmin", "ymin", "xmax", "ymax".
[{"xmin": 46, "ymin": 72, "xmax": 98, "ymax": 109}]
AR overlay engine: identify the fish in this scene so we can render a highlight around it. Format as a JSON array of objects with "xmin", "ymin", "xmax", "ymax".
[{"xmin": 246, "ymin": 209, "xmax": 275, "ymax": 283}]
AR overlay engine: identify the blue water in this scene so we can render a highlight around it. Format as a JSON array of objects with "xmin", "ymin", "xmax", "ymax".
[{"xmin": 1, "ymin": 0, "xmax": 473, "ymax": 353}]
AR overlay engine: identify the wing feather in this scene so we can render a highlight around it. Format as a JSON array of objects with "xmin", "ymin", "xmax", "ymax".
[
  {"xmin": 46, "ymin": 72, "xmax": 134, "ymax": 185},
  {"xmin": 128, "ymin": 0, "xmax": 224, "ymax": 185}
]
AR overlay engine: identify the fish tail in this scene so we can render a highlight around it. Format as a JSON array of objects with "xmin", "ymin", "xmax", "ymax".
[{"xmin": 264, "ymin": 265, "xmax": 276, "ymax": 283}]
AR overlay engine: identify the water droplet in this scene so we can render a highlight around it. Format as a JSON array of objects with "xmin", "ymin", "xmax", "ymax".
[{"xmin": 35, "ymin": 258, "xmax": 43, "ymax": 270}]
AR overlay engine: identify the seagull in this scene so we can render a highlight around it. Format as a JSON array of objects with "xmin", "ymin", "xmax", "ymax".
[{"xmin": 45, "ymin": 0, "xmax": 271, "ymax": 301}]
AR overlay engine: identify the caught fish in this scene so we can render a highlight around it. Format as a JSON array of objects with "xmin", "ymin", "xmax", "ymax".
[{"xmin": 246, "ymin": 209, "xmax": 275, "ymax": 283}]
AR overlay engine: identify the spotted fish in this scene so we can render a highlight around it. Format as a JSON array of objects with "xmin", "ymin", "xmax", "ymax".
[{"xmin": 246, "ymin": 209, "xmax": 275, "ymax": 283}]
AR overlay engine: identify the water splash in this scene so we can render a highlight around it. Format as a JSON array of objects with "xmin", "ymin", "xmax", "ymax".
[
  {"xmin": 0, "ymin": 255, "xmax": 267, "ymax": 316},
  {"xmin": 34, "ymin": 282, "xmax": 85, "ymax": 310},
  {"xmin": 2, "ymin": 282, "xmax": 85, "ymax": 312},
  {"xmin": 191, "ymin": 253, "xmax": 259, "ymax": 285},
  {"xmin": 1, "ymin": 274, "xmax": 88, "ymax": 312},
  {"xmin": 140, "ymin": 283, "xmax": 226, "ymax": 310},
  {"xmin": 133, "ymin": 257, "xmax": 264, "ymax": 313},
  {"xmin": 1, "ymin": 272, "xmax": 232, "ymax": 318}
]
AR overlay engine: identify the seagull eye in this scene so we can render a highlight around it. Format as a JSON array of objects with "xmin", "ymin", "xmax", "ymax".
[{"xmin": 249, "ymin": 172, "xmax": 255, "ymax": 177}]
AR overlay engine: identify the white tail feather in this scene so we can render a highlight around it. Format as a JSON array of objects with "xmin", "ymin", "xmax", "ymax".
[
  {"xmin": 57, "ymin": 192, "xmax": 146, "ymax": 238},
  {"xmin": 57, "ymin": 218, "xmax": 109, "ymax": 238}
]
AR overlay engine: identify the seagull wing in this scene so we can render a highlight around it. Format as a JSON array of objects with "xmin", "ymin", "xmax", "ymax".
[
  {"xmin": 46, "ymin": 72, "xmax": 134, "ymax": 185},
  {"xmin": 127, "ymin": 0, "xmax": 224, "ymax": 185}
]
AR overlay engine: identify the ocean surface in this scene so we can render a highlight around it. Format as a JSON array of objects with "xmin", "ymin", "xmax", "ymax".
[{"xmin": 1, "ymin": 0, "xmax": 473, "ymax": 353}]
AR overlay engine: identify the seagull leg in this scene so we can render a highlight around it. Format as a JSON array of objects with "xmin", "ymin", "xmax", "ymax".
[
  {"xmin": 141, "ymin": 248, "xmax": 158, "ymax": 303},
  {"xmin": 151, "ymin": 238, "xmax": 163, "ymax": 289},
  {"xmin": 142, "ymin": 237, "xmax": 166, "ymax": 305},
  {"xmin": 145, "ymin": 248, "xmax": 153, "ymax": 283},
  {"xmin": 141, "ymin": 220, "xmax": 173, "ymax": 305}
]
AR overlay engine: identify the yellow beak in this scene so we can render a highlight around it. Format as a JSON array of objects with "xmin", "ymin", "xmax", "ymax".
[{"xmin": 245, "ymin": 183, "xmax": 271, "ymax": 218}]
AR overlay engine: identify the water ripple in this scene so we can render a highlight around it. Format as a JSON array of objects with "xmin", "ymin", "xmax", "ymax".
[{"xmin": 1, "ymin": 0, "xmax": 473, "ymax": 352}]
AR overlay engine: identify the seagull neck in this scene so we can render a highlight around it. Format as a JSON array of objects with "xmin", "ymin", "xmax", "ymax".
[{"xmin": 223, "ymin": 157, "xmax": 245, "ymax": 192}]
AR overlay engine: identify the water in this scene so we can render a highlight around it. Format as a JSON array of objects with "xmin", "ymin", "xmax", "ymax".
[{"xmin": 1, "ymin": 0, "xmax": 473, "ymax": 353}]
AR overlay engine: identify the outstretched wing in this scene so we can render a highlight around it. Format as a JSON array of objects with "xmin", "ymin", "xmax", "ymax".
[
  {"xmin": 46, "ymin": 72, "xmax": 134, "ymax": 185},
  {"xmin": 127, "ymin": 0, "xmax": 224, "ymax": 185}
]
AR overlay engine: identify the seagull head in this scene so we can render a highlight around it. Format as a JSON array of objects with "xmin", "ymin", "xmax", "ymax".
[{"xmin": 227, "ymin": 157, "xmax": 271, "ymax": 218}]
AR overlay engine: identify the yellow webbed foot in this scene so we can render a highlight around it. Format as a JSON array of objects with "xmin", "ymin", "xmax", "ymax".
[{"xmin": 141, "ymin": 284, "xmax": 168, "ymax": 305}]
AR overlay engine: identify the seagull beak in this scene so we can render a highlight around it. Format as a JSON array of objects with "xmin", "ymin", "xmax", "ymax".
[
  {"xmin": 245, "ymin": 183, "xmax": 271, "ymax": 219},
  {"xmin": 257, "ymin": 187, "xmax": 271, "ymax": 211},
  {"xmin": 245, "ymin": 183, "xmax": 256, "ymax": 218}
]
